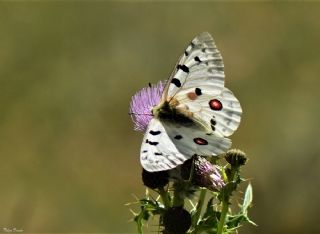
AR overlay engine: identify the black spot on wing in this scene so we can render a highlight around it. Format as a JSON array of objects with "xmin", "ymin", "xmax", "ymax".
[
  {"xmin": 174, "ymin": 135, "xmax": 183, "ymax": 140},
  {"xmin": 142, "ymin": 150, "xmax": 148, "ymax": 153},
  {"xmin": 155, "ymin": 152, "xmax": 163, "ymax": 156},
  {"xmin": 146, "ymin": 139, "xmax": 159, "ymax": 146},
  {"xmin": 149, "ymin": 130, "xmax": 161, "ymax": 135},
  {"xmin": 149, "ymin": 142, "xmax": 158, "ymax": 146},
  {"xmin": 177, "ymin": 64, "xmax": 189, "ymax": 73},
  {"xmin": 194, "ymin": 56, "xmax": 201, "ymax": 63},
  {"xmin": 171, "ymin": 78, "xmax": 181, "ymax": 87},
  {"xmin": 195, "ymin": 88, "xmax": 202, "ymax": 96},
  {"xmin": 184, "ymin": 51, "xmax": 189, "ymax": 56}
]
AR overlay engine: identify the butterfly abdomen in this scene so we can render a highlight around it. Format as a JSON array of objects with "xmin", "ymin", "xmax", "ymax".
[{"xmin": 153, "ymin": 101, "xmax": 195, "ymax": 127}]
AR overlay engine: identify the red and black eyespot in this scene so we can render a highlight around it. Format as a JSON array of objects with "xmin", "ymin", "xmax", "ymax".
[
  {"xmin": 209, "ymin": 99, "xmax": 223, "ymax": 111},
  {"xmin": 193, "ymin": 137, "xmax": 208, "ymax": 145}
]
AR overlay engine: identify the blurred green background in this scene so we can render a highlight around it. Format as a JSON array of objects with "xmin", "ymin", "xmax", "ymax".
[{"xmin": 0, "ymin": 2, "xmax": 319, "ymax": 233}]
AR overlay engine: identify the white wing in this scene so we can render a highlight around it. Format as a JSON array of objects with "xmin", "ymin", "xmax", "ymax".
[
  {"xmin": 140, "ymin": 32, "xmax": 242, "ymax": 172},
  {"xmin": 175, "ymin": 88, "xmax": 242, "ymax": 137},
  {"xmin": 140, "ymin": 118, "xmax": 231, "ymax": 172},
  {"xmin": 141, "ymin": 119, "xmax": 188, "ymax": 172},
  {"xmin": 163, "ymin": 32, "xmax": 242, "ymax": 137},
  {"xmin": 163, "ymin": 32, "xmax": 225, "ymax": 100}
]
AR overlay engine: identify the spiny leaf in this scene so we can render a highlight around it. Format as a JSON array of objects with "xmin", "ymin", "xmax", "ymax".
[{"xmin": 242, "ymin": 183, "xmax": 253, "ymax": 214}]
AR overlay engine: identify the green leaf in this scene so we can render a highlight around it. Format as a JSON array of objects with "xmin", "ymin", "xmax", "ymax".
[
  {"xmin": 193, "ymin": 198, "xmax": 220, "ymax": 233},
  {"xmin": 226, "ymin": 214, "xmax": 247, "ymax": 229},
  {"xmin": 132, "ymin": 197, "xmax": 165, "ymax": 234},
  {"xmin": 242, "ymin": 183, "xmax": 253, "ymax": 214}
]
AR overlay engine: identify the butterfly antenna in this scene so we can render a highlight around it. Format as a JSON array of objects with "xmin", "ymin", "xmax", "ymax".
[{"xmin": 129, "ymin": 112, "xmax": 153, "ymax": 116}]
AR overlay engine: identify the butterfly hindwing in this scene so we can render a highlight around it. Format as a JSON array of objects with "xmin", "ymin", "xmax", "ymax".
[
  {"xmin": 140, "ymin": 119, "xmax": 232, "ymax": 172},
  {"xmin": 174, "ymin": 87, "xmax": 242, "ymax": 137},
  {"xmin": 140, "ymin": 119, "xmax": 188, "ymax": 172},
  {"xmin": 164, "ymin": 122, "xmax": 232, "ymax": 157}
]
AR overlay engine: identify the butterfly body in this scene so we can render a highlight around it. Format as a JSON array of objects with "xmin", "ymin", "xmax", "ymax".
[
  {"xmin": 132, "ymin": 32, "xmax": 242, "ymax": 172},
  {"xmin": 152, "ymin": 100, "xmax": 195, "ymax": 128}
]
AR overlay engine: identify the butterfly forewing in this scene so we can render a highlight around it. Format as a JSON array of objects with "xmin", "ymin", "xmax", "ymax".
[{"xmin": 164, "ymin": 32, "xmax": 225, "ymax": 100}]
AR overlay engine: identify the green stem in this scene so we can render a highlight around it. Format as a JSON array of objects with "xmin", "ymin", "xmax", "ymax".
[
  {"xmin": 191, "ymin": 188, "xmax": 207, "ymax": 227},
  {"xmin": 217, "ymin": 199, "xmax": 228, "ymax": 234},
  {"xmin": 159, "ymin": 187, "xmax": 171, "ymax": 208},
  {"xmin": 217, "ymin": 165, "xmax": 239, "ymax": 234},
  {"xmin": 137, "ymin": 222, "xmax": 143, "ymax": 234},
  {"xmin": 173, "ymin": 186, "xmax": 184, "ymax": 207}
]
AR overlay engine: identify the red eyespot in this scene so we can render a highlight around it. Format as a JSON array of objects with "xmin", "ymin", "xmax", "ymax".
[
  {"xmin": 193, "ymin": 137, "xmax": 208, "ymax": 145},
  {"xmin": 209, "ymin": 99, "xmax": 223, "ymax": 111}
]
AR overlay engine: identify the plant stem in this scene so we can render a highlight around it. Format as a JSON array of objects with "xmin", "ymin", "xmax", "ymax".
[
  {"xmin": 137, "ymin": 222, "xmax": 143, "ymax": 234},
  {"xmin": 173, "ymin": 186, "xmax": 184, "ymax": 207},
  {"xmin": 217, "ymin": 165, "xmax": 239, "ymax": 234},
  {"xmin": 217, "ymin": 199, "xmax": 228, "ymax": 234},
  {"xmin": 158, "ymin": 187, "xmax": 171, "ymax": 208},
  {"xmin": 191, "ymin": 188, "xmax": 207, "ymax": 227}
]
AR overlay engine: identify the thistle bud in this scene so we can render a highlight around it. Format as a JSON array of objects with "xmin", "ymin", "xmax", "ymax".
[
  {"xmin": 142, "ymin": 169, "xmax": 169, "ymax": 189},
  {"xmin": 225, "ymin": 149, "xmax": 247, "ymax": 167},
  {"xmin": 163, "ymin": 207, "xmax": 191, "ymax": 234},
  {"xmin": 181, "ymin": 156, "xmax": 224, "ymax": 191}
]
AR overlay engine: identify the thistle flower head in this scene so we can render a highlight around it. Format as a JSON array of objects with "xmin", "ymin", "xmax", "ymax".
[
  {"xmin": 142, "ymin": 168, "xmax": 169, "ymax": 189},
  {"xmin": 163, "ymin": 207, "xmax": 191, "ymax": 234},
  {"xmin": 129, "ymin": 81, "xmax": 164, "ymax": 132},
  {"xmin": 194, "ymin": 156, "xmax": 225, "ymax": 190},
  {"xmin": 182, "ymin": 156, "xmax": 225, "ymax": 191},
  {"xmin": 225, "ymin": 149, "xmax": 247, "ymax": 167}
]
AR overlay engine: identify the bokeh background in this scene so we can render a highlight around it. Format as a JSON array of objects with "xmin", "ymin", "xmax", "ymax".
[{"xmin": 1, "ymin": 2, "xmax": 319, "ymax": 233}]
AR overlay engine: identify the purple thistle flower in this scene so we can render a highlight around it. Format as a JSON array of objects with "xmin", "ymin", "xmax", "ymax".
[
  {"xmin": 194, "ymin": 156, "xmax": 225, "ymax": 191},
  {"xmin": 181, "ymin": 156, "xmax": 225, "ymax": 191},
  {"xmin": 129, "ymin": 81, "xmax": 164, "ymax": 132}
]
